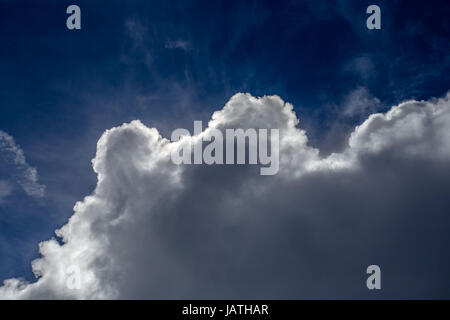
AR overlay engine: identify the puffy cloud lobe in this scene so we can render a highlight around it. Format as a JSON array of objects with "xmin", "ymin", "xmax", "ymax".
[
  {"xmin": 1, "ymin": 92, "xmax": 450, "ymax": 299},
  {"xmin": 348, "ymin": 96, "xmax": 450, "ymax": 158}
]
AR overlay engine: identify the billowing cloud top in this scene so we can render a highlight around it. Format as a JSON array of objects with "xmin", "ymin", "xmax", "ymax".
[{"xmin": 1, "ymin": 92, "xmax": 450, "ymax": 299}]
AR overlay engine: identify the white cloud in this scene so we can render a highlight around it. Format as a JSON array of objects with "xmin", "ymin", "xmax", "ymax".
[
  {"xmin": 341, "ymin": 87, "xmax": 383, "ymax": 118},
  {"xmin": 0, "ymin": 130, "xmax": 45, "ymax": 201},
  {"xmin": 1, "ymin": 92, "xmax": 450, "ymax": 299}
]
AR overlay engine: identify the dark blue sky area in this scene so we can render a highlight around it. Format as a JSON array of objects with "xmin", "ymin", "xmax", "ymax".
[{"xmin": 0, "ymin": 0, "xmax": 449, "ymax": 281}]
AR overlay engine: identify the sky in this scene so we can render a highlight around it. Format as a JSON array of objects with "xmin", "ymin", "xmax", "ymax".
[{"xmin": 0, "ymin": 0, "xmax": 449, "ymax": 299}]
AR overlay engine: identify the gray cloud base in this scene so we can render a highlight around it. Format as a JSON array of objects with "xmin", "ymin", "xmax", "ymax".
[{"xmin": 1, "ymin": 92, "xmax": 450, "ymax": 299}]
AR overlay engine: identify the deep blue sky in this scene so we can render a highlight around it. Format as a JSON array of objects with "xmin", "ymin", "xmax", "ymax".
[{"xmin": 0, "ymin": 0, "xmax": 449, "ymax": 282}]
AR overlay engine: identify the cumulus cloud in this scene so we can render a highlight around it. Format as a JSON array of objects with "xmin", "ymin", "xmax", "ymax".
[
  {"xmin": 0, "ymin": 130, "xmax": 45, "ymax": 201},
  {"xmin": 1, "ymin": 92, "xmax": 450, "ymax": 299}
]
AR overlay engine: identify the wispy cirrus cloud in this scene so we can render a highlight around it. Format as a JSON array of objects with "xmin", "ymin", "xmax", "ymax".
[
  {"xmin": 0, "ymin": 180, "xmax": 12, "ymax": 204},
  {"xmin": 0, "ymin": 130, "xmax": 45, "ymax": 202},
  {"xmin": 165, "ymin": 40, "xmax": 191, "ymax": 51}
]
